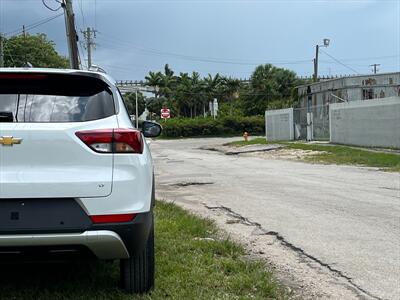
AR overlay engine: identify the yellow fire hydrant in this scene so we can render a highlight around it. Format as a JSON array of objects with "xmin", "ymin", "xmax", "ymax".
[{"xmin": 243, "ymin": 131, "xmax": 249, "ymax": 142}]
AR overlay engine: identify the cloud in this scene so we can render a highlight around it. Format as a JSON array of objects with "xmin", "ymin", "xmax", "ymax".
[{"xmin": 1, "ymin": 0, "xmax": 399, "ymax": 78}]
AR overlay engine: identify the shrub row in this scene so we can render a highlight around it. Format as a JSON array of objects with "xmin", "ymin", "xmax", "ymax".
[{"xmin": 160, "ymin": 116, "xmax": 265, "ymax": 138}]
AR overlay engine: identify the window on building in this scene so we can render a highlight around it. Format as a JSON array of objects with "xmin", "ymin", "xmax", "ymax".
[{"xmin": 362, "ymin": 89, "xmax": 374, "ymax": 100}]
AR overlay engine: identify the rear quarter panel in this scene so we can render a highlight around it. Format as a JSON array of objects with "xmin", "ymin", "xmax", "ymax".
[{"xmin": 78, "ymin": 90, "xmax": 154, "ymax": 215}]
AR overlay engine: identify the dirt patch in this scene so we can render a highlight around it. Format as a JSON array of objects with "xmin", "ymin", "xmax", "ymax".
[{"xmin": 244, "ymin": 148, "xmax": 327, "ymax": 161}]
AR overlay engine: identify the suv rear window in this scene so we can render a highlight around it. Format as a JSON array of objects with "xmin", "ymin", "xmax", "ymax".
[{"xmin": 0, "ymin": 73, "xmax": 115, "ymax": 123}]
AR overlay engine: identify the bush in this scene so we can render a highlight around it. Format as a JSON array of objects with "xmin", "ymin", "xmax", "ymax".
[{"xmin": 161, "ymin": 116, "xmax": 264, "ymax": 138}]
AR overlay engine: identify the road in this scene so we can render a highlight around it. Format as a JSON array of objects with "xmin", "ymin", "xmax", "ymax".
[{"xmin": 151, "ymin": 138, "xmax": 400, "ymax": 300}]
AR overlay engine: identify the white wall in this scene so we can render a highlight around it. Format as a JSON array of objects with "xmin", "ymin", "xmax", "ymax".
[
  {"xmin": 265, "ymin": 108, "xmax": 294, "ymax": 141},
  {"xmin": 329, "ymin": 97, "xmax": 400, "ymax": 148}
]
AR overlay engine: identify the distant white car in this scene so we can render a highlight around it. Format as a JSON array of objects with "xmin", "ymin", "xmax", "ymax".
[{"xmin": 0, "ymin": 68, "xmax": 162, "ymax": 294}]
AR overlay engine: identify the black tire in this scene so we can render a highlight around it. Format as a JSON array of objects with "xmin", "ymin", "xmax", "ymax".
[{"xmin": 120, "ymin": 219, "xmax": 155, "ymax": 294}]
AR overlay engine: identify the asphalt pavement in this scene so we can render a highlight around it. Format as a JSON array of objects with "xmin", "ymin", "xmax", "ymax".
[{"xmin": 151, "ymin": 137, "xmax": 400, "ymax": 300}]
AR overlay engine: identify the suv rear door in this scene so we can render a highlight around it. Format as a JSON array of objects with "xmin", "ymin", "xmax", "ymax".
[{"xmin": 0, "ymin": 72, "xmax": 116, "ymax": 198}]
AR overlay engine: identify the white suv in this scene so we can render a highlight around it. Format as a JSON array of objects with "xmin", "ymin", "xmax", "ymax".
[{"xmin": 0, "ymin": 68, "xmax": 161, "ymax": 294}]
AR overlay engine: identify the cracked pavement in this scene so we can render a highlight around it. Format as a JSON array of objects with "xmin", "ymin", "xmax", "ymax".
[{"xmin": 151, "ymin": 137, "xmax": 400, "ymax": 300}]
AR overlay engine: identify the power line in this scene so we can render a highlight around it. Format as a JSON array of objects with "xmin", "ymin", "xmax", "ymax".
[
  {"xmin": 98, "ymin": 33, "xmax": 400, "ymax": 68},
  {"xmin": 42, "ymin": 0, "xmax": 63, "ymax": 12},
  {"xmin": 338, "ymin": 55, "xmax": 399, "ymax": 62},
  {"xmin": 99, "ymin": 32, "xmax": 400, "ymax": 68},
  {"xmin": 4, "ymin": 13, "xmax": 64, "ymax": 37},
  {"xmin": 94, "ymin": 0, "xmax": 97, "ymax": 30},
  {"xmin": 97, "ymin": 33, "xmax": 312, "ymax": 66},
  {"xmin": 319, "ymin": 60, "xmax": 387, "ymax": 68},
  {"xmin": 320, "ymin": 49, "xmax": 360, "ymax": 75},
  {"xmin": 78, "ymin": 0, "xmax": 86, "ymax": 28}
]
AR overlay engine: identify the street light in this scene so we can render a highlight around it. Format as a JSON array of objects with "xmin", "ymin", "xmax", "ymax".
[{"xmin": 314, "ymin": 38, "xmax": 330, "ymax": 82}]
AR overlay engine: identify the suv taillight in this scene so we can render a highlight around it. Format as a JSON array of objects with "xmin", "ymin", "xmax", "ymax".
[{"xmin": 76, "ymin": 129, "xmax": 143, "ymax": 154}]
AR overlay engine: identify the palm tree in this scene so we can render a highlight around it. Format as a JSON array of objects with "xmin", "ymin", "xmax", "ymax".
[
  {"xmin": 145, "ymin": 71, "xmax": 162, "ymax": 98},
  {"xmin": 221, "ymin": 77, "xmax": 242, "ymax": 115},
  {"xmin": 164, "ymin": 64, "xmax": 174, "ymax": 78},
  {"xmin": 250, "ymin": 64, "xmax": 279, "ymax": 96},
  {"xmin": 191, "ymin": 72, "xmax": 204, "ymax": 117},
  {"xmin": 175, "ymin": 72, "xmax": 192, "ymax": 117},
  {"xmin": 203, "ymin": 73, "xmax": 221, "ymax": 116},
  {"xmin": 249, "ymin": 63, "xmax": 297, "ymax": 111},
  {"xmin": 174, "ymin": 72, "xmax": 205, "ymax": 117},
  {"xmin": 159, "ymin": 64, "xmax": 178, "ymax": 102}
]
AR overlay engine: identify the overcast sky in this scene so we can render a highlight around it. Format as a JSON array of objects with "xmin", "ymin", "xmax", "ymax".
[{"xmin": 0, "ymin": 0, "xmax": 399, "ymax": 80}]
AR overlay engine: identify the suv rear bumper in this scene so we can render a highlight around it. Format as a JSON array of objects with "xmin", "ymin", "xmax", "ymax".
[
  {"xmin": 0, "ymin": 230, "xmax": 129, "ymax": 259},
  {"xmin": 0, "ymin": 211, "xmax": 153, "ymax": 260}
]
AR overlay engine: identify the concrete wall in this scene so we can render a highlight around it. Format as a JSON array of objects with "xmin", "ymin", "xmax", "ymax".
[
  {"xmin": 265, "ymin": 108, "xmax": 294, "ymax": 141},
  {"xmin": 329, "ymin": 97, "xmax": 400, "ymax": 148}
]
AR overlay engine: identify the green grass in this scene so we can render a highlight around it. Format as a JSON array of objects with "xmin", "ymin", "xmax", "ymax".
[
  {"xmin": 286, "ymin": 143, "xmax": 400, "ymax": 171},
  {"xmin": 0, "ymin": 201, "xmax": 285, "ymax": 300},
  {"xmin": 226, "ymin": 138, "xmax": 274, "ymax": 147},
  {"xmin": 226, "ymin": 138, "xmax": 400, "ymax": 171}
]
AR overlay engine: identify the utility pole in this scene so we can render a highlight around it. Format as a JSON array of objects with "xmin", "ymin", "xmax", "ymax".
[
  {"xmin": 370, "ymin": 64, "xmax": 380, "ymax": 74},
  {"xmin": 0, "ymin": 33, "xmax": 4, "ymax": 67},
  {"xmin": 313, "ymin": 38, "xmax": 330, "ymax": 82},
  {"xmin": 22, "ymin": 25, "xmax": 27, "ymax": 66},
  {"xmin": 135, "ymin": 89, "xmax": 139, "ymax": 128},
  {"xmin": 81, "ymin": 27, "xmax": 96, "ymax": 69},
  {"xmin": 313, "ymin": 46, "xmax": 319, "ymax": 82},
  {"xmin": 62, "ymin": 0, "xmax": 80, "ymax": 69}
]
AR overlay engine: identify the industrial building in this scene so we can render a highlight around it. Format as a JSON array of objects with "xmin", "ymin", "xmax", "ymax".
[{"xmin": 294, "ymin": 72, "xmax": 400, "ymax": 140}]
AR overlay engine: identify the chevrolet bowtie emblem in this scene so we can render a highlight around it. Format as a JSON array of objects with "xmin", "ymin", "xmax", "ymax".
[{"xmin": 0, "ymin": 136, "xmax": 23, "ymax": 146}]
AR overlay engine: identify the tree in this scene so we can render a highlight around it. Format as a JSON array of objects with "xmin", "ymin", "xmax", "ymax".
[
  {"xmin": 123, "ymin": 92, "xmax": 146, "ymax": 117},
  {"xmin": 146, "ymin": 96, "xmax": 164, "ymax": 118},
  {"xmin": 241, "ymin": 64, "xmax": 298, "ymax": 115},
  {"xmin": 173, "ymin": 71, "xmax": 207, "ymax": 118},
  {"xmin": 189, "ymin": 72, "xmax": 205, "ymax": 117},
  {"xmin": 158, "ymin": 64, "xmax": 177, "ymax": 99},
  {"xmin": 143, "ymin": 63, "xmax": 301, "ymax": 118},
  {"xmin": 3, "ymin": 33, "xmax": 69, "ymax": 68},
  {"xmin": 175, "ymin": 72, "xmax": 192, "ymax": 117},
  {"xmin": 203, "ymin": 73, "xmax": 221, "ymax": 116},
  {"xmin": 145, "ymin": 71, "xmax": 163, "ymax": 98},
  {"xmin": 220, "ymin": 77, "xmax": 241, "ymax": 115}
]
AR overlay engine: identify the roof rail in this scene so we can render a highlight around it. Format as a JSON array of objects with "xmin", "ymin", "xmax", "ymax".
[{"xmin": 88, "ymin": 65, "xmax": 107, "ymax": 74}]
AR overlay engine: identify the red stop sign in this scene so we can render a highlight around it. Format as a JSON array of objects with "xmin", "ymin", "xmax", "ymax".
[{"xmin": 160, "ymin": 108, "xmax": 170, "ymax": 119}]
